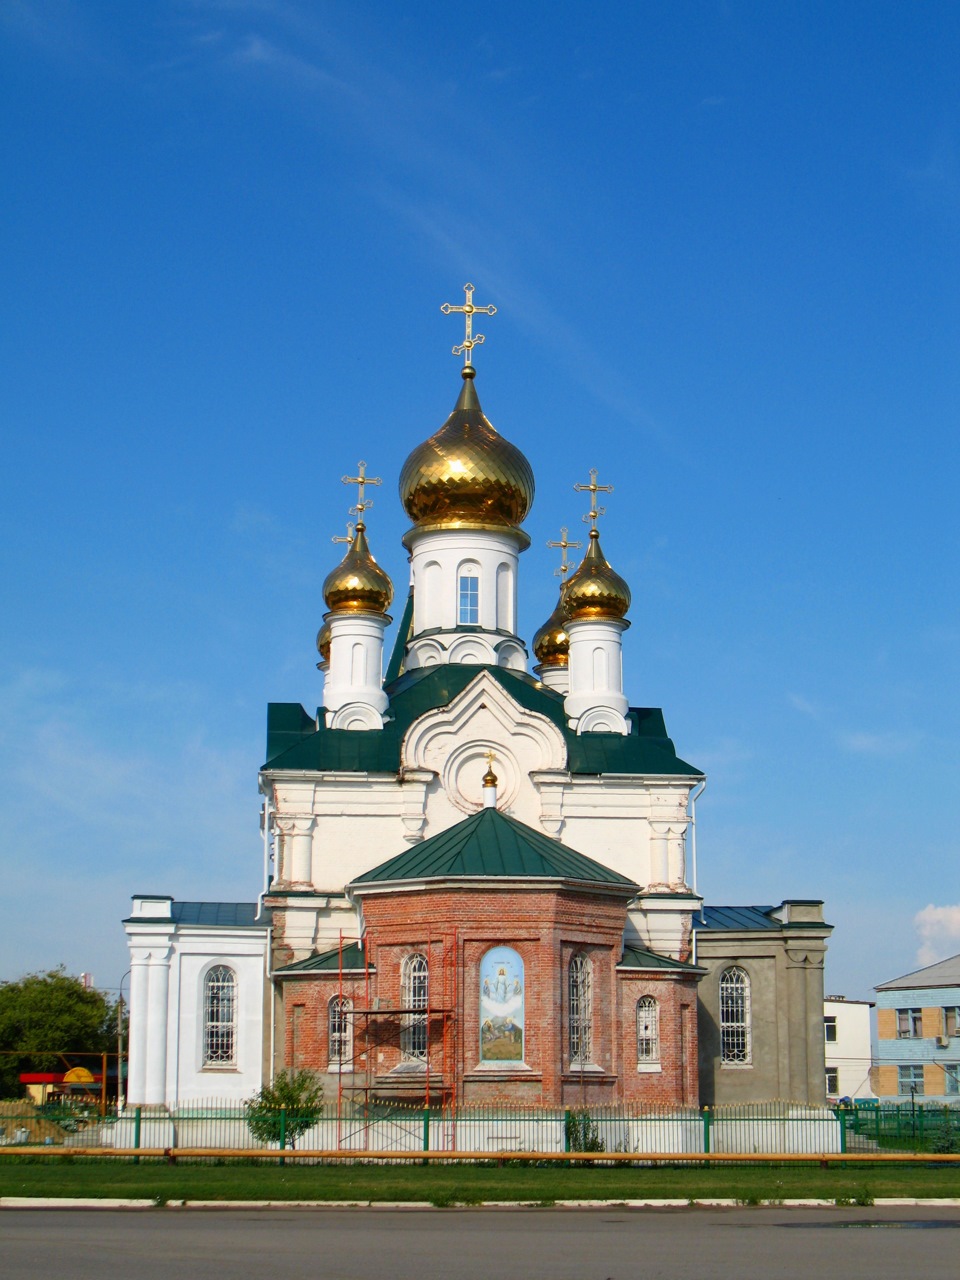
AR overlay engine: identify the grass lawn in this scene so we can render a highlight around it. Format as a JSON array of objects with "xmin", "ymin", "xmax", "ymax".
[{"xmin": 1, "ymin": 1160, "xmax": 958, "ymax": 1204}]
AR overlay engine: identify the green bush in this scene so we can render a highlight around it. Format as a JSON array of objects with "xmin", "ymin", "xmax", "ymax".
[
  {"xmin": 245, "ymin": 1071, "xmax": 323, "ymax": 1148},
  {"xmin": 564, "ymin": 1109, "xmax": 605, "ymax": 1153}
]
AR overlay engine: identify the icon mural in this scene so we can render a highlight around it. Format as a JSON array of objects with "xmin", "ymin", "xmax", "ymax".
[{"xmin": 480, "ymin": 946, "xmax": 524, "ymax": 1062}]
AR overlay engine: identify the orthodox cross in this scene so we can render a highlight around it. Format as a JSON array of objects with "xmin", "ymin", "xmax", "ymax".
[
  {"xmin": 331, "ymin": 521, "xmax": 355, "ymax": 546},
  {"xmin": 573, "ymin": 468, "xmax": 613, "ymax": 533},
  {"xmin": 484, "ymin": 749, "xmax": 497, "ymax": 769},
  {"xmin": 441, "ymin": 283, "xmax": 497, "ymax": 367},
  {"xmin": 547, "ymin": 526, "xmax": 582, "ymax": 579},
  {"xmin": 341, "ymin": 460, "xmax": 381, "ymax": 524}
]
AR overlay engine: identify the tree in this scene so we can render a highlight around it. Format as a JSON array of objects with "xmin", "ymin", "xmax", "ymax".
[
  {"xmin": 245, "ymin": 1070, "xmax": 324, "ymax": 1148},
  {"xmin": 0, "ymin": 968, "xmax": 118, "ymax": 1099}
]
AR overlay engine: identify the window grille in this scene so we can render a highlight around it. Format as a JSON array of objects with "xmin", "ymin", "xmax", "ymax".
[
  {"xmin": 898, "ymin": 1064, "xmax": 925, "ymax": 1095},
  {"xmin": 719, "ymin": 966, "xmax": 751, "ymax": 1065},
  {"xmin": 203, "ymin": 965, "xmax": 236, "ymax": 1066},
  {"xmin": 825, "ymin": 1067, "xmax": 839, "ymax": 1094},
  {"xmin": 636, "ymin": 996, "xmax": 660, "ymax": 1064},
  {"xmin": 945, "ymin": 1064, "xmax": 960, "ymax": 1095},
  {"xmin": 568, "ymin": 954, "xmax": 592, "ymax": 1064},
  {"xmin": 401, "ymin": 953, "xmax": 428, "ymax": 1061},
  {"xmin": 458, "ymin": 574, "xmax": 480, "ymax": 625},
  {"xmin": 328, "ymin": 996, "xmax": 352, "ymax": 1068}
]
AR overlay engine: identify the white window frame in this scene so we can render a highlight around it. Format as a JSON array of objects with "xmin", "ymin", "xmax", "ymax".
[
  {"xmin": 568, "ymin": 954, "xmax": 592, "ymax": 1066},
  {"xmin": 823, "ymin": 1015, "xmax": 837, "ymax": 1044},
  {"xmin": 636, "ymin": 996, "xmax": 660, "ymax": 1068},
  {"xmin": 825, "ymin": 1067, "xmax": 839, "ymax": 1095},
  {"xmin": 328, "ymin": 996, "xmax": 353, "ymax": 1072},
  {"xmin": 719, "ymin": 966, "xmax": 751, "ymax": 1066},
  {"xmin": 400, "ymin": 953, "xmax": 429, "ymax": 1062},
  {"xmin": 458, "ymin": 571, "xmax": 480, "ymax": 625},
  {"xmin": 202, "ymin": 965, "xmax": 237, "ymax": 1068}
]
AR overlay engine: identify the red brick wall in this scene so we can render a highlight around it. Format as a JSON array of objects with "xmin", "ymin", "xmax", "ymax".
[{"xmin": 277, "ymin": 883, "xmax": 700, "ymax": 1108}]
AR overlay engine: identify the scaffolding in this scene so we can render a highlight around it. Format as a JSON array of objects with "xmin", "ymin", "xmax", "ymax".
[{"xmin": 332, "ymin": 930, "xmax": 460, "ymax": 1146}]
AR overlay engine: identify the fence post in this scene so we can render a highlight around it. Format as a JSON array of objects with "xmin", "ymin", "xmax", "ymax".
[
  {"xmin": 133, "ymin": 1105, "xmax": 141, "ymax": 1165},
  {"xmin": 279, "ymin": 1105, "xmax": 287, "ymax": 1166},
  {"xmin": 837, "ymin": 1108, "xmax": 847, "ymax": 1155},
  {"xmin": 703, "ymin": 1107, "xmax": 711, "ymax": 1155},
  {"xmin": 918, "ymin": 1104, "xmax": 924, "ymax": 1150},
  {"xmin": 422, "ymin": 1107, "xmax": 430, "ymax": 1156},
  {"xmin": 563, "ymin": 1108, "xmax": 572, "ymax": 1154}
]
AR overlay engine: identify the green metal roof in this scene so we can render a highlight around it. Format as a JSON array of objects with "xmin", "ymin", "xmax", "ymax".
[
  {"xmin": 619, "ymin": 944, "xmax": 703, "ymax": 973},
  {"xmin": 352, "ymin": 807, "xmax": 638, "ymax": 889},
  {"xmin": 263, "ymin": 664, "xmax": 701, "ymax": 778},
  {"xmin": 274, "ymin": 941, "xmax": 371, "ymax": 974}
]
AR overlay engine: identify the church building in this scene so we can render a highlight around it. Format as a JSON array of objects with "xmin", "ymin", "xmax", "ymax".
[{"xmin": 124, "ymin": 287, "xmax": 831, "ymax": 1112}]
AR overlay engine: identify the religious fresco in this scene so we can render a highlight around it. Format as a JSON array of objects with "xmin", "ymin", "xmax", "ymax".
[{"xmin": 479, "ymin": 946, "xmax": 524, "ymax": 1062}]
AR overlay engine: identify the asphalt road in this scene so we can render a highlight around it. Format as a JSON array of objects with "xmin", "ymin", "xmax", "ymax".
[{"xmin": 2, "ymin": 1206, "xmax": 960, "ymax": 1280}]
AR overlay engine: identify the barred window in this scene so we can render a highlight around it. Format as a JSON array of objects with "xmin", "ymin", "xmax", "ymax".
[
  {"xmin": 401, "ymin": 953, "xmax": 428, "ymax": 1062},
  {"xmin": 825, "ymin": 1067, "xmax": 839, "ymax": 1095},
  {"xmin": 719, "ymin": 966, "xmax": 751, "ymax": 1065},
  {"xmin": 898, "ymin": 1064, "xmax": 924, "ymax": 1095},
  {"xmin": 328, "ymin": 996, "xmax": 352, "ymax": 1069},
  {"xmin": 636, "ymin": 996, "xmax": 660, "ymax": 1064},
  {"xmin": 569, "ymin": 954, "xmax": 592, "ymax": 1064},
  {"xmin": 203, "ymin": 965, "xmax": 236, "ymax": 1066}
]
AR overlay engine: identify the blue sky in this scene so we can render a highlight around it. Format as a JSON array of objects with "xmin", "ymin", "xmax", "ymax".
[{"xmin": 2, "ymin": 1, "xmax": 958, "ymax": 1001}]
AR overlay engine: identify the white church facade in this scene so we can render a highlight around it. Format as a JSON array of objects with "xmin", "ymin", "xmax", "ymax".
[{"xmin": 124, "ymin": 287, "xmax": 832, "ymax": 1111}]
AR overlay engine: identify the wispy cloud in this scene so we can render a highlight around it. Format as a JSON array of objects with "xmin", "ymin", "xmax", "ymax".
[
  {"xmin": 836, "ymin": 729, "xmax": 919, "ymax": 756},
  {"xmin": 915, "ymin": 903, "xmax": 960, "ymax": 967},
  {"xmin": 787, "ymin": 691, "xmax": 821, "ymax": 719}
]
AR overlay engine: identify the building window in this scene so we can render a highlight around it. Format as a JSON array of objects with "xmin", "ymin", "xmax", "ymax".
[
  {"xmin": 458, "ymin": 573, "xmax": 479, "ymax": 625},
  {"xmin": 945, "ymin": 1065, "xmax": 960, "ymax": 1095},
  {"xmin": 719, "ymin": 966, "xmax": 751, "ymax": 1065},
  {"xmin": 636, "ymin": 996, "xmax": 660, "ymax": 1065},
  {"xmin": 568, "ymin": 954, "xmax": 592, "ymax": 1065},
  {"xmin": 400, "ymin": 953, "xmax": 428, "ymax": 1062},
  {"xmin": 824, "ymin": 1015, "xmax": 837, "ymax": 1044},
  {"xmin": 203, "ymin": 965, "xmax": 236, "ymax": 1066},
  {"xmin": 896, "ymin": 1008, "xmax": 923, "ymax": 1039},
  {"xmin": 898, "ymin": 1064, "xmax": 924, "ymax": 1095},
  {"xmin": 328, "ymin": 996, "xmax": 352, "ymax": 1070},
  {"xmin": 943, "ymin": 1007, "xmax": 960, "ymax": 1037},
  {"xmin": 825, "ymin": 1067, "xmax": 839, "ymax": 1095}
]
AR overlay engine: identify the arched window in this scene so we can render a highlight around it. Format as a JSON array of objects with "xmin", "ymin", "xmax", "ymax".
[
  {"xmin": 328, "ymin": 996, "xmax": 352, "ymax": 1070},
  {"xmin": 636, "ymin": 996, "xmax": 660, "ymax": 1065},
  {"xmin": 568, "ymin": 954, "xmax": 592, "ymax": 1064},
  {"xmin": 203, "ymin": 965, "xmax": 236, "ymax": 1067},
  {"xmin": 401, "ymin": 953, "xmax": 429, "ymax": 1062},
  {"xmin": 458, "ymin": 566, "xmax": 480, "ymax": 625},
  {"xmin": 719, "ymin": 966, "xmax": 751, "ymax": 1065}
]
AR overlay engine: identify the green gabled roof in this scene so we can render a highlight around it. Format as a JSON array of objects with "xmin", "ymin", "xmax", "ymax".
[
  {"xmin": 619, "ymin": 944, "xmax": 703, "ymax": 973},
  {"xmin": 264, "ymin": 664, "xmax": 701, "ymax": 778},
  {"xmin": 352, "ymin": 807, "xmax": 638, "ymax": 889},
  {"xmin": 274, "ymin": 941, "xmax": 372, "ymax": 975}
]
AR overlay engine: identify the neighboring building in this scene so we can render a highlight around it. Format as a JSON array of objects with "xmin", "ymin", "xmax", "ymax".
[
  {"xmin": 874, "ymin": 954, "xmax": 960, "ymax": 1100},
  {"xmin": 123, "ymin": 291, "xmax": 833, "ymax": 1110},
  {"xmin": 823, "ymin": 995, "xmax": 875, "ymax": 1101}
]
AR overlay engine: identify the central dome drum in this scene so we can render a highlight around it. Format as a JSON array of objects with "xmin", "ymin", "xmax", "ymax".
[{"xmin": 400, "ymin": 368, "xmax": 534, "ymax": 531}]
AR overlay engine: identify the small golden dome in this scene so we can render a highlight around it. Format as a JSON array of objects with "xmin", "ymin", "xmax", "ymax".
[
  {"xmin": 315, "ymin": 620, "xmax": 331, "ymax": 665},
  {"xmin": 322, "ymin": 523, "xmax": 394, "ymax": 615},
  {"xmin": 561, "ymin": 530, "xmax": 631, "ymax": 622},
  {"xmin": 399, "ymin": 368, "xmax": 534, "ymax": 534},
  {"xmin": 533, "ymin": 596, "xmax": 569, "ymax": 667}
]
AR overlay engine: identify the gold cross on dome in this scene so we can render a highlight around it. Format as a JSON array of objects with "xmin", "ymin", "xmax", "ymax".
[
  {"xmin": 441, "ymin": 283, "xmax": 497, "ymax": 367},
  {"xmin": 341, "ymin": 461, "xmax": 381, "ymax": 523},
  {"xmin": 573, "ymin": 468, "xmax": 613, "ymax": 532},
  {"xmin": 331, "ymin": 521, "xmax": 355, "ymax": 545},
  {"xmin": 484, "ymin": 749, "xmax": 496, "ymax": 769},
  {"xmin": 547, "ymin": 526, "xmax": 582, "ymax": 579}
]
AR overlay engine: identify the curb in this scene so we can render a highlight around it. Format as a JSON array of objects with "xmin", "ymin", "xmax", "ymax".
[{"xmin": 4, "ymin": 1197, "xmax": 960, "ymax": 1210}]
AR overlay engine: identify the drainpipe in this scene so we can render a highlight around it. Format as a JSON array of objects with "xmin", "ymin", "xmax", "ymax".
[{"xmin": 689, "ymin": 778, "xmax": 706, "ymax": 966}]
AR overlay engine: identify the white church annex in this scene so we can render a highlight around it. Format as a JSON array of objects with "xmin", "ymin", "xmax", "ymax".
[{"xmin": 124, "ymin": 286, "xmax": 832, "ymax": 1112}]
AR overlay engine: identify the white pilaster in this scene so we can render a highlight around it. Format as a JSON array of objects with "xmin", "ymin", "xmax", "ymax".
[
  {"xmin": 563, "ymin": 617, "xmax": 629, "ymax": 734},
  {"xmin": 324, "ymin": 611, "xmax": 390, "ymax": 729},
  {"xmin": 144, "ymin": 946, "xmax": 171, "ymax": 1105},
  {"xmin": 127, "ymin": 950, "xmax": 150, "ymax": 1106}
]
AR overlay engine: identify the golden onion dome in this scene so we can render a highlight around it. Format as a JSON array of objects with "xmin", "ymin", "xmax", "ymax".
[
  {"xmin": 322, "ymin": 523, "xmax": 394, "ymax": 615},
  {"xmin": 561, "ymin": 530, "xmax": 631, "ymax": 622},
  {"xmin": 399, "ymin": 367, "xmax": 534, "ymax": 535},
  {"xmin": 315, "ymin": 620, "xmax": 331, "ymax": 665},
  {"xmin": 533, "ymin": 596, "xmax": 570, "ymax": 667}
]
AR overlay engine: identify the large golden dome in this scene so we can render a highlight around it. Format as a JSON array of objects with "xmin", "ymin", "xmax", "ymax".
[
  {"xmin": 399, "ymin": 367, "xmax": 534, "ymax": 534},
  {"xmin": 533, "ymin": 596, "xmax": 569, "ymax": 667},
  {"xmin": 562, "ymin": 530, "xmax": 631, "ymax": 622},
  {"xmin": 322, "ymin": 523, "xmax": 394, "ymax": 615}
]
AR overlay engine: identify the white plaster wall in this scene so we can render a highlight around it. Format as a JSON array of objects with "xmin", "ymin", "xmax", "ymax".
[{"xmin": 825, "ymin": 998, "xmax": 875, "ymax": 1099}]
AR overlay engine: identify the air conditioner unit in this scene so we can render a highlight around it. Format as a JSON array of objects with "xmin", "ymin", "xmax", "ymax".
[{"xmin": 936, "ymin": 1035, "xmax": 949, "ymax": 1048}]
